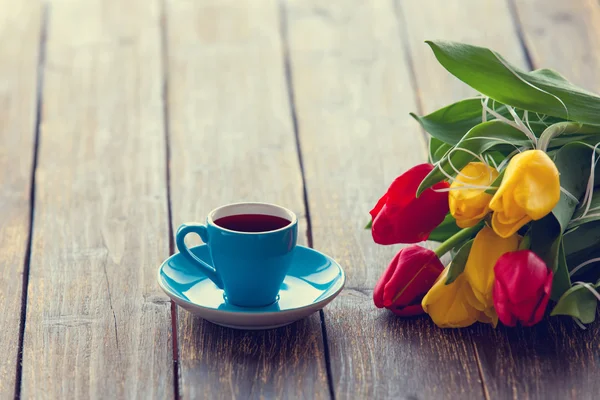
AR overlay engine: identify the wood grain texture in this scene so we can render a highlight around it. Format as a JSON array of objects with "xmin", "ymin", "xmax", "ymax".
[
  {"xmin": 399, "ymin": 0, "xmax": 527, "ymax": 113},
  {"xmin": 283, "ymin": 1, "xmax": 483, "ymax": 398},
  {"xmin": 326, "ymin": 290, "xmax": 484, "ymax": 399},
  {"xmin": 165, "ymin": 0, "xmax": 329, "ymax": 398},
  {"xmin": 467, "ymin": 1, "xmax": 600, "ymax": 398},
  {"xmin": 0, "ymin": 0, "xmax": 41, "ymax": 397},
  {"xmin": 21, "ymin": 1, "xmax": 173, "ymax": 398},
  {"xmin": 513, "ymin": 0, "xmax": 600, "ymax": 91},
  {"xmin": 472, "ymin": 318, "xmax": 600, "ymax": 399}
]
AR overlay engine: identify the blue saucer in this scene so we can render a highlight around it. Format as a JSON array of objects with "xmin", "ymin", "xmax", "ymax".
[{"xmin": 158, "ymin": 245, "xmax": 345, "ymax": 329}]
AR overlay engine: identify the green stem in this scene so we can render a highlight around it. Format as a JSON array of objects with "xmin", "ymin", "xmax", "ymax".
[
  {"xmin": 518, "ymin": 231, "xmax": 532, "ymax": 250},
  {"xmin": 434, "ymin": 222, "xmax": 484, "ymax": 258}
]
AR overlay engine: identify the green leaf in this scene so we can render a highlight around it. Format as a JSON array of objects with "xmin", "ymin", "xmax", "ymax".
[
  {"xmin": 411, "ymin": 98, "xmax": 507, "ymax": 145},
  {"xmin": 485, "ymin": 169, "xmax": 505, "ymax": 195},
  {"xmin": 551, "ymin": 283, "xmax": 599, "ymax": 324},
  {"xmin": 417, "ymin": 120, "xmax": 531, "ymax": 195},
  {"xmin": 483, "ymin": 151, "xmax": 506, "ymax": 167},
  {"xmin": 429, "ymin": 137, "xmax": 451, "ymax": 164},
  {"xmin": 429, "ymin": 213, "xmax": 461, "ymax": 242},
  {"xmin": 518, "ymin": 228, "xmax": 532, "ymax": 250},
  {"xmin": 551, "ymin": 142, "xmax": 596, "ymax": 231},
  {"xmin": 530, "ymin": 216, "xmax": 561, "ymax": 269},
  {"xmin": 571, "ymin": 188, "xmax": 600, "ymax": 218},
  {"xmin": 426, "ymin": 41, "xmax": 600, "ymax": 126},
  {"xmin": 411, "ymin": 98, "xmax": 567, "ymax": 146},
  {"xmin": 530, "ymin": 216, "xmax": 570, "ymax": 300},
  {"xmin": 530, "ymin": 68, "xmax": 571, "ymax": 83},
  {"xmin": 445, "ymin": 239, "xmax": 474, "ymax": 285},
  {"xmin": 568, "ymin": 187, "xmax": 600, "ymax": 229},
  {"xmin": 364, "ymin": 219, "xmax": 372, "ymax": 230},
  {"xmin": 540, "ymin": 122, "xmax": 600, "ymax": 151},
  {"xmin": 553, "ymin": 242, "xmax": 572, "ymax": 300},
  {"xmin": 566, "ymin": 246, "xmax": 600, "ymax": 283},
  {"xmin": 564, "ymin": 221, "xmax": 600, "ymax": 279},
  {"xmin": 564, "ymin": 221, "xmax": 600, "ymax": 257}
]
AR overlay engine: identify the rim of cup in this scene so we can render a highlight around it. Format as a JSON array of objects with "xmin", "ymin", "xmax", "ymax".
[{"xmin": 207, "ymin": 202, "xmax": 297, "ymax": 235}]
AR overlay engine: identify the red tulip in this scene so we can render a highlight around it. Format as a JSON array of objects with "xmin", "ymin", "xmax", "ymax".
[
  {"xmin": 374, "ymin": 245, "xmax": 445, "ymax": 316},
  {"xmin": 493, "ymin": 250, "xmax": 553, "ymax": 327},
  {"xmin": 370, "ymin": 164, "xmax": 450, "ymax": 244}
]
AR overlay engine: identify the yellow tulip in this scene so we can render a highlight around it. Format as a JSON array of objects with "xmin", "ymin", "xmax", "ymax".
[
  {"xmin": 463, "ymin": 226, "xmax": 519, "ymax": 315},
  {"xmin": 489, "ymin": 150, "xmax": 560, "ymax": 238},
  {"xmin": 422, "ymin": 267, "xmax": 497, "ymax": 328},
  {"xmin": 449, "ymin": 162, "xmax": 499, "ymax": 228}
]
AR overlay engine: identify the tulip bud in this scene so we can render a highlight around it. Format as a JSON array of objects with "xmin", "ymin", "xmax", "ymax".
[
  {"xmin": 449, "ymin": 162, "xmax": 498, "ymax": 228},
  {"xmin": 422, "ymin": 267, "xmax": 498, "ymax": 328},
  {"xmin": 374, "ymin": 245, "xmax": 444, "ymax": 316},
  {"xmin": 493, "ymin": 250, "xmax": 553, "ymax": 327},
  {"xmin": 370, "ymin": 164, "xmax": 450, "ymax": 245},
  {"xmin": 489, "ymin": 150, "xmax": 560, "ymax": 238}
]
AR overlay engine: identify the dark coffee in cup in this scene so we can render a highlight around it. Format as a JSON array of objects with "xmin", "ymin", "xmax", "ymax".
[{"xmin": 214, "ymin": 214, "xmax": 291, "ymax": 233}]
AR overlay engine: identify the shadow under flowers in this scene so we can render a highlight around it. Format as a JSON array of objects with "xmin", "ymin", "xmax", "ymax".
[
  {"xmin": 373, "ymin": 292, "xmax": 600, "ymax": 398},
  {"xmin": 467, "ymin": 310, "xmax": 600, "ymax": 397}
]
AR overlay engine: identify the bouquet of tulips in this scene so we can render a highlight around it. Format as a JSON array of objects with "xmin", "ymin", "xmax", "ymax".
[{"xmin": 368, "ymin": 41, "xmax": 600, "ymax": 329}]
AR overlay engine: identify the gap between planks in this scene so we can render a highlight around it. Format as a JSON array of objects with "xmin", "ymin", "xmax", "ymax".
[
  {"xmin": 392, "ymin": 0, "xmax": 428, "ymax": 147},
  {"xmin": 393, "ymin": 1, "xmax": 493, "ymax": 399},
  {"xmin": 159, "ymin": 0, "xmax": 180, "ymax": 399},
  {"xmin": 14, "ymin": 4, "xmax": 49, "ymax": 400},
  {"xmin": 506, "ymin": 0, "xmax": 535, "ymax": 70},
  {"xmin": 278, "ymin": 1, "xmax": 335, "ymax": 399}
]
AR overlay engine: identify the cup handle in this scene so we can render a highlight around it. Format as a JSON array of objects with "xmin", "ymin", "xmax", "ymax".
[{"xmin": 175, "ymin": 223, "xmax": 224, "ymax": 289}]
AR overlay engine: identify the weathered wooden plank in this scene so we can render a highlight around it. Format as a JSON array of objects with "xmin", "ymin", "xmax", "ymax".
[
  {"xmin": 0, "ymin": 0, "xmax": 42, "ymax": 398},
  {"xmin": 283, "ymin": 1, "xmax": 483, "ymax": 398},
  {"xmin": 468, "ymin": 1, "xmax": 600, "ymax": 398},
  {"xmin": 165, "ymin": 0, "xmax": 329, "ymax": 398},
  {"xmin": 21, "ymin": 1, "xmax": 173, "ymax": 398},
  {"xmin": 513, "ymin": 0, "xmax": 600, "ymax": 90},
  {"xmin": 472, "ymin": 318, "xmax": 600, "ymax": 399},
  {"xmin": 399, "ymin": 0, "xmax": 527, "ymax": 112}
]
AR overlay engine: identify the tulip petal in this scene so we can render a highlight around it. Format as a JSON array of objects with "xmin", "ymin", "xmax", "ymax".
[
  {"xmin": 371, "ymin": 164, "xmax": 449, "ymax": 245},
  {"xmin": 375, "ymin": 245, "xmax": 443, "ymax": 317},
  {"xmin": 516, "ymin": 172, "xmax": 560, "ymax": 220},
  {"xmin": 511, "ymin": 297, "xmax": 541, "ymax": 322},
  {"xmin": 492, "ymin": 250, "xmax": 553, "ymax": 327},
  {"xmin": 374, "ymin": 249, "xmax": 401, "ymax": 308},
  {"xmin": 422, "ymin": 269, "xmax": 484, "ymax": 328},
  {"xmin": 383, "ymin": 246, "xmax": 443, "ymax": 307},
  {"xmin": 493, "ymin": 279, "xmax": 517, "ymax": 327},
  {"xmin": 390, "ymin": 304, "xmax": 424, "ymax": 317},
  {"xmin": 369, "ymin": 193, "xmax": 389, "ymax": 222},
  {"xmin": 496, "ymin": 194, "xmax": 525, "ymax": 222},
  {"xmin": 499, "ymin": 251, "xmax": 549, "ymax": 303},
  {"xmin": 491, "ymin": 211, "xmax": 531, "ymax": 238},
  {"xmin": 478, "ymin": 307, "xmax": 499, "ymax": 328},
  {"xmin": 489, "ymin": 150, "xmax": 560, "ymax": 237},
  {"xmin": 382, "ymin": 164, "xmax": 435, "ymax": 210},
  {"xmin": 463, "ymin": 226, "xmax": 519, "ymax": 308},
  {"xmin": 525, "ymin": 274, "xmax": 554, "ymax": 326},
  {"xmin": 449, "ymin": 162, "xmax": 498, "ymax": 228}
]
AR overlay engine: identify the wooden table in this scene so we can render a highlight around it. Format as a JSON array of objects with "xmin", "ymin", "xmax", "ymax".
[{"xmin": 2, "ymin": 0, "xmax": 599, "ymax": 398}]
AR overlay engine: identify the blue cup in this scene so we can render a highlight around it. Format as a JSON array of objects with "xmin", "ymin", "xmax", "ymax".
[{"xmin": 175, "ymin": 202, "xmax": 298, "ymax": 307}]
